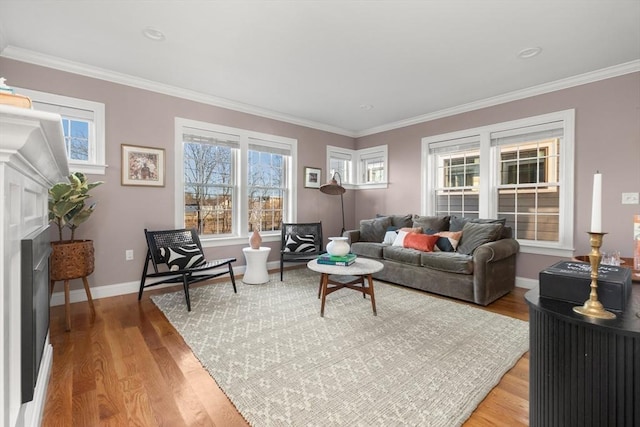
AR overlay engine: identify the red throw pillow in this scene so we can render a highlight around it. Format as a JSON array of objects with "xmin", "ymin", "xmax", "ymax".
[{"xmin": 403, "ymin": 233, "xmax": 439, "ymax": 252}]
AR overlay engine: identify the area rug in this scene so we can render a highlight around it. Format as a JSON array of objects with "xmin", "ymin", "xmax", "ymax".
[{"xmin": 152, "ymin": 268, "xmax": 529, "ymax": 426}]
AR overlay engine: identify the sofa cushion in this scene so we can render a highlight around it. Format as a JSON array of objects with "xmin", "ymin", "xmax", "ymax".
[
  {"xmin": 412, "ymin": 215, "xmax": 450, "ymax": 233},
  {"xmin": 376, "ymin": 214, "xmax": 413, "ymax": 229},
  {"xmin": 420, "ymin": 252, "xmax": 474, "ymax": 274},
  {"xmin": 359, "ymin": 216, "xmax": 392, "ymax": 242},
  {"xmin": 351, "ymin": 242, "xmax": 384, "ymax": 259},
  {"xmin": 456, "ymin": 222, "xmax": 503, "ymax": 255},
  {"xmin": 403, "ymin": 233, "xmax": 439, "ymax": 252},
  {"xmin": 383, "ymin": 245, "xmax": 422, "ymax": 266},
  {"xmin": 449, "ymin": 216, "xmax": 506, "ymax": 232}
]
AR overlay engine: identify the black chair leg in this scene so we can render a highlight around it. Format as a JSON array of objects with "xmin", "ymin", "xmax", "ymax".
[
  {"xmin": 138, "ymin": 253, "xmax": 151, "ymax": 301},
  {"xmin": 228, "ymin": 263, "xmax": 237, "ymax": 293},
  {"xmin": 182, "ymin": 274, "xmax": 191, "ymax": 311},
  {"xmin": 280, "ymin": 258, "xmax": 284, "ymax": 281}
]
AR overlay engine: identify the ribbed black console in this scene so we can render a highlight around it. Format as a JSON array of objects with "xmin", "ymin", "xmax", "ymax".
[{"xmin": 525, "ymin": 286, "xmax": 640, "ymax": 427}]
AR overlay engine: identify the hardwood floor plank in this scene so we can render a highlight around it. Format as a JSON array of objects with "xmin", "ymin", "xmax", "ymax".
[
  {"xmin": 151, "ymin": 346, "xmax": 215, "ymax": 427},
  {"xmin": 125, "ymin": 326, "xmax": 187, "ymax": 426},
  {"xmin": 41, "ymin": 332, "xmax": 74, "ymax": 427},
  {"xmin": 43, "ymin": 271, "xmax": 531, "ymax": 426},
  {"xmin": 72, "ymin": 390, "xmax": 100, "ymax": 426},
  {"xmin": 118, "ymin": 372, "xmax": 157, "ymax": 427},
  {"xmin": 92, "ymin": 312, "xmax": 130, "ymax": 425}
]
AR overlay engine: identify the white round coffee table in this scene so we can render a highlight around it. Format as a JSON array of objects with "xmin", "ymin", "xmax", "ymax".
[
  {"xmin": 242, "ymin": 247, "xmax": 271, "ymax": 284},
  {"xmin": 307, "ymin": 257, "xmax": 384, "ymax": 317}
]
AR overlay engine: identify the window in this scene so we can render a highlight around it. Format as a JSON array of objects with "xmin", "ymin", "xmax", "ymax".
[
  {"xmin": 422, "ymin": 110, "xmax": 574, "ymax": 256},
  {"xmin": 326, "ymin": 144, "xmax": 388, "ymax": 189},
  {"xmin": 15, "ymin": 87, "xmax": 106, "ymax": 174},
  {"xmin": 327, "ymin": 146, "xmax": 353, "ymax": 185},
  {"xmin": 358, "ymin": 145, "xmax": 388, "ymax": 186},
  {"xmin": 176, "ymin": 118, "xmax": 297, "ymax": 247},
  {"xmin": 430, "ymin": 137, "xmax": 481, "ymax": 218}
]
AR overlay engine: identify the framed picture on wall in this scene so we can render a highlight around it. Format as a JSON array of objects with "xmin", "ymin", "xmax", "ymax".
[
  {"xmin": 304, "ymin": 167, "xmax": 322, "ymax": 189},
  {"xmin": 121, "ymin": 144, "xmax": 165, "ymax": 187}
]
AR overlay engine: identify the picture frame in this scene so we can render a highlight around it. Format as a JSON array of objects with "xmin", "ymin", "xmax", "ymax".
[
  {"xmin": 304, "ymin": 167, "xmax": 322, "ymax": 189},
  {"xmin": 121, "ymin": 144, "xmax": 165, "ymax": 187}
]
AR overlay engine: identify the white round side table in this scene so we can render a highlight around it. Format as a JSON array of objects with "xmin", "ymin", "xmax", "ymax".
[{"xmin": 242, "ymin": 247, "xmax": 271, "ymax": 284}]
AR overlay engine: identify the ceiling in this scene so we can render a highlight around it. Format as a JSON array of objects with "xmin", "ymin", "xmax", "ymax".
[{"xmin": 0, "ymin": 1, "xmax": 639, "ymax": 136}]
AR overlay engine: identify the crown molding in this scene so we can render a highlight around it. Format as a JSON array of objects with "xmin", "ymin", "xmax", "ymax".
[
  {"xmin": 355, "ymin": 59, "xmax": 640, "ymax": 138},
  {"xmin": 2, "ymin": 46, "xmax": 637, "ymax": 140},
  {"xmin": 0, "ymin": 25, "xmax": 7, "ymax": 54},
  {"xmin": 0, "ymin": 46, "xmax": 357, "ymax": 138}
]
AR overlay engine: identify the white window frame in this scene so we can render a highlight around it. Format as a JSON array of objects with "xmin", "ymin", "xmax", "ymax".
[
  {"xmin": 15, "ymin": 87, "xmax": 106, "ymax": 175},
  {"xmin": 175, "ymin": 117, "xmax": 297, "ymax": 247},
  {"xmin": 326, "ymin": 144, "xmax": 388, "ymax": 190},
  {"xmin": 421, "ymin": 109, "xmax": 575, "ymax": 257}
]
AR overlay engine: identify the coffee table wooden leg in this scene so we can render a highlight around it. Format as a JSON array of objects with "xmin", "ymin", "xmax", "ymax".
[
  {"xmin": 320, "ymin": 273, "xmax": 328, "ymax": 317},
  {"xmin": 317, "ymin": 274, "xmax": 323, "ymax": 299},
  {"xmin": 367, "ymin": 274, "xmax": 376, "ymax": 315}
]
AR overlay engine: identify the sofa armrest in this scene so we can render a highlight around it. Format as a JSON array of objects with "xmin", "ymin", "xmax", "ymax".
[
  {"xmin": 472, "ymin": 238, "xmax": 520, "ymax": 305},
  {"xmin": 343, "ymin": 229, "xmax": 360, "ymax": 245},
  {"xmin": 473, "ymin": 238, "xmax": 520, "ymax": 264}
]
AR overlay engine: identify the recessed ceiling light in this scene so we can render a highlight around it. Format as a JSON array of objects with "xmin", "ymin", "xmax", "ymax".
[
  {"xmin": 359, "ymin": 104, "xmax": 374, "ymax": 111},
  {"xmin": 517, "ymin": 47, "xmax": 542, "ymax": 59},
  {"xmin": 142, "ymin": 27, "xmax": 165, "ymax": 41}
]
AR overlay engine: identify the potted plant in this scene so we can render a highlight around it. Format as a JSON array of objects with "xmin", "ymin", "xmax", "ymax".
[{"xmin": 49, "ymin": 172, "xmax": 103, "ymax": 284}]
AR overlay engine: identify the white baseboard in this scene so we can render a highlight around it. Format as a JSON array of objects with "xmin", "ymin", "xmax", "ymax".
[
  {"xmin": 52, "ymin": 264, "xmax": 539, "ymax": 306},
  {"xmin": 515, "ymin": 276, "xmax": 538, "ymax": 290},
  {"xmin": 16, "ymin": 334, "xmax": 52, "ymax": 427}
]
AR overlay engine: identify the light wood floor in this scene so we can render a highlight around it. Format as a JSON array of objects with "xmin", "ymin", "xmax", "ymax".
[{"xmin": 42, "ymin": 268, "xmax": 530, "ymax": 426}]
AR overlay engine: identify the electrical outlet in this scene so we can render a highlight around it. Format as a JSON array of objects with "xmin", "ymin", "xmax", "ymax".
[
  {"xmin": 622, "ymin": 192, "xmax": 639, "ymax": 204},
  {"xmin": 125, "ymin": 249, "xmax": 134, "ymax": 261}
]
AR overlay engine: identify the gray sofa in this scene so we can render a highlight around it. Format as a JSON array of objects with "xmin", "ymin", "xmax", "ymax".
[{"xmin": 343, "ymin": 214, "xmax": 519, "ymax": 306}]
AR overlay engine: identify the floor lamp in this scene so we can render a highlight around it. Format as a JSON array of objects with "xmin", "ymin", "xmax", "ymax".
[{"xmin": 319, "ymin": 171, "xmax": 346, "ymax": 235}]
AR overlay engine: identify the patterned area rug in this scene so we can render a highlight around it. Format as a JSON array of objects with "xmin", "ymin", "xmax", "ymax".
[{"xmin": 152, "ymin": 268, "xmax": 529, "ymax": 426}]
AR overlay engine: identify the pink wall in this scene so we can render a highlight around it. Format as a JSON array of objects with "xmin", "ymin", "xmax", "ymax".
[
  {"xmin": 0, "ymin": 58, "xmax": 355, "ymax": 292},
  {"xmin": 356, "ymin": 72, "xmax": 640, "ymax": 279},
  {"xmin": 1, "ymin": 57, "xmax": 638, "ymax": 287}
]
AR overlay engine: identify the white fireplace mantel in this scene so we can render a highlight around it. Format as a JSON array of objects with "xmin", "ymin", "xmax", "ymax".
[{"xmin": 1, "ymin": 104, "xmax": 69, "ymax": 427}]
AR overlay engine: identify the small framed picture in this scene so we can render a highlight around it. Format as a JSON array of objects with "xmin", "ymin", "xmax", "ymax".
[
  {"xmin": 121, "ymin": 144, "xmax": 165, "ymax": 187},
  {"xmin": 304, "ymin": 167, "xmax": 322, "ymax": 189}
]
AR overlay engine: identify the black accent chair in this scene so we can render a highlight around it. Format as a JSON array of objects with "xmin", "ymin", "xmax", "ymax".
[
  {"xmin": 280, "ymin": 222, "xmax": 325, "ymax": 281},
  {"xmin": 139, "ymin": 228, "xmax": 236, "ymax": 311}
]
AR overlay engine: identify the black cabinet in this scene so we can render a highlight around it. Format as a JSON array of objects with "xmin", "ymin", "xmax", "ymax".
[{"xmin": 525, "ymin": 286, "xmax": 640, "ymax": 427}]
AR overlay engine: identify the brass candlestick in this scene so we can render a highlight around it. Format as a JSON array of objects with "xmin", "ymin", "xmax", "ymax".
[{"xmin": 573, "ymin": 232, "xmax": 616, "ymax": 320}]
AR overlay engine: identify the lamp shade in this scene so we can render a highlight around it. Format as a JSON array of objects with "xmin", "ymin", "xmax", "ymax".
[{"xmin": 319, "ymin": 178, "xmax": 345, "ymax": 195}]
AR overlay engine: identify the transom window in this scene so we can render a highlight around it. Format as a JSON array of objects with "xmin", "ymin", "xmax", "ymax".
[
  {"xmin": 326, "ymin": 144, "xmax": 388, "ymax": 189},
  {"xmin": 423, "ymin": 110, "xmax": 574, "ymax": 256},
  {"xmin": 15, "ymin": 87, "xmax": 106, "ymax": 175},
  {"xmin": 176, "ymin": 118, "xmax": 297, "ymax": 247}
]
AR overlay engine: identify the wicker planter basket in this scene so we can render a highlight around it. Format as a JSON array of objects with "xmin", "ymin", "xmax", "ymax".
[{"xmin": 50, "ymin": 240, "xmax": 95, "ymax": 281}]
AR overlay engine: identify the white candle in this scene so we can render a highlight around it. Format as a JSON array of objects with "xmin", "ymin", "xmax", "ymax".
[{"xmin": 590, "ymin": 172, "xmax": 602, "ymax": 233}]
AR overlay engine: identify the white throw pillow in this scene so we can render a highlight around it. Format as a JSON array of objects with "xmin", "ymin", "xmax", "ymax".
[
  {"xmin": 392, "ymin": 230, "xmax": 409, "ymax": 247},
  {"xmin": 382, "ymin": 230, "xmax": 398, "ymax": 245}
]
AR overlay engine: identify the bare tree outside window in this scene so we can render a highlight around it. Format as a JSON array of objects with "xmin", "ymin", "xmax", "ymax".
[
  {"xmin": 183, "ymin": 141, "xmax": 233, "ymax": 235},
  {"xmin": 248, "ymin": 149, "xmax": 284, "ymax": 232},
  {"xmin": 62, "ymin": 118, "xmax": 90, "ymax": 161}
]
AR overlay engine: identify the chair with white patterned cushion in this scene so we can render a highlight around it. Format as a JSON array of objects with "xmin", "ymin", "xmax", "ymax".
[
  {"xmin": 139, "ymin": 228, "xmax": 236, "ymax": 311},
  {"xmin": 280, "ymin": 222, "xmax": 325, "ymax": 280}
]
